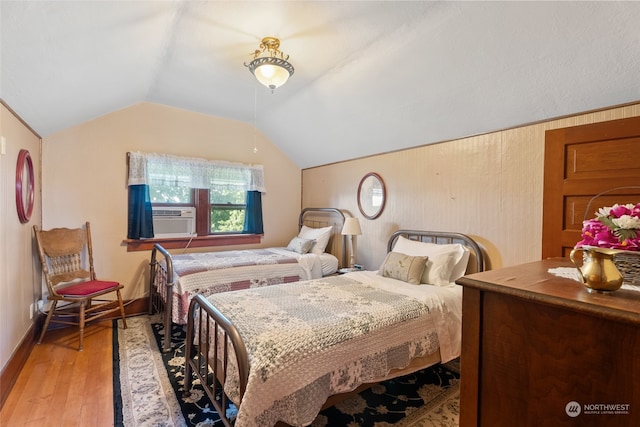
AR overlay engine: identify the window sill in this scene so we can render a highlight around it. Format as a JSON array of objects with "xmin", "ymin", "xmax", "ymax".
[{"xmin": 123, "ymin": 234, "xmax": 262, "ymax": 252}]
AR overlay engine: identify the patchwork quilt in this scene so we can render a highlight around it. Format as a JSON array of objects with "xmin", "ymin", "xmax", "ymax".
[
  {"xmin": 157, "ymin": 249, "xmax": 306, "ymax": 324},
  {"xmin": 203, "ymin": 273, "xmax": 461, "ymax": 427}
]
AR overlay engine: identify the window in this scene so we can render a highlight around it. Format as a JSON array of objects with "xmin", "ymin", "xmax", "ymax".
[
  {"xmin": 127, "ymin": 152, "xmax": 265, "ymax": 239},
  {"xmin": 210, "ymin": 188, "xmax": 246, "ymax": 233}
]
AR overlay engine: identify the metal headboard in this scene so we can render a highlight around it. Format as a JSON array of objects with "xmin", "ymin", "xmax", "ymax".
[
  {"xmin": 298, "ymin": 207, "xmax": 347, "ymax": 268},
  {"xmin": 387, "ymin": 229, "xmax": 485, "ymax": 274}
]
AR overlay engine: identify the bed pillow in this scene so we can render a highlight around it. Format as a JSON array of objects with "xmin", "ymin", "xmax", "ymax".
[
  {"xmin": 378, "ymin": 252, "xmax": 428, "ymax": 285},
  {"xmin": 298, "ymin": 225, "xmax": 333, "ymax": 255},
  {"xmin": 423, "ymin": 252, "xmax": 459, "ymax": 286},
  {"xmin": 286, "ymin": 237, "xmax": 314, "ymax": 254},
  {"xmin": 392, "ymin": 236, "xmax": 469, "ymax": 285},
  {"xmin": 449, "ymin": 247, "xmax": 471, "ymax": 281}
]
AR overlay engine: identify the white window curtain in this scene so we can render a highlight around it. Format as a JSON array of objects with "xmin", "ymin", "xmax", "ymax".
[{"xmin": 127, "ymin": 152, "xmax": 266, "ymax": 193}]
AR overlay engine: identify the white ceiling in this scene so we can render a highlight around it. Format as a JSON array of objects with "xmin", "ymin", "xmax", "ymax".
[{"xmin": 2, "ymin": 1, "xmax": 639, "ymax": 168}]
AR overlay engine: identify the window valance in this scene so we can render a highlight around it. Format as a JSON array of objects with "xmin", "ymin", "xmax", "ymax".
[{"xmin": 127, "ymin": 151, "xmax": 266, "ymax": 193}]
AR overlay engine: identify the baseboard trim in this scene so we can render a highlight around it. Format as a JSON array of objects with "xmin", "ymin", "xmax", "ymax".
[
  {"xmin": 0, "ymin": 297, "xmax": 149, "ymax": 410},
  {"xmin": 0, "ymin": 322, "xmax": 37, "ymax": 410}
]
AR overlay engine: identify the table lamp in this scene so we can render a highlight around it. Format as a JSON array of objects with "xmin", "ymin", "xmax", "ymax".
[{"xmin": 341, "ymin": 217, "xmax": 362, "ymax": 268}]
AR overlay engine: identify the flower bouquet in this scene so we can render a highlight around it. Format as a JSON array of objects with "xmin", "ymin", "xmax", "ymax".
[
  {"xmin": 576, "ymin": 203, "xmax": 640, "ymax": 287},
  {"xmin": 576, "ymin": 203, "xmax": 640, "ymax": 251}
]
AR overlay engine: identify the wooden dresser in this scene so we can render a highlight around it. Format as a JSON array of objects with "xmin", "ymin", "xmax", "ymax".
[{"xmin": 456, "ymin": 258, "xmax": 640, "ymax": 427}]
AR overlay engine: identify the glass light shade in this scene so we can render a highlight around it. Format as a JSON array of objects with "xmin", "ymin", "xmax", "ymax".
[
  {"xmin": 246, "ymin": 38, "xmax": 294, "ymax": 91},
  {"xmin": 341, "ymin": 217, "xmax": 362, "ymax": 236},
  {"xmin": 254, "ymin": 62, "xmax": 291, "ymax": 90}
]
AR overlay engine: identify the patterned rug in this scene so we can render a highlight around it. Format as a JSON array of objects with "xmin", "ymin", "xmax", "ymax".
[{"xmin": 113, "ymin": 315, "xmax": 460, "ymax": 426}]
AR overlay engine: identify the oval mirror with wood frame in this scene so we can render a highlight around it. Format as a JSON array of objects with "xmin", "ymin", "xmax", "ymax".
[
  {"xmin": 357, "ymin": 172, "xmax": 386, "ymax": 220},
  {"xmin": 16, "ymin": 149, "xmax": 35, "ymax": 224}
]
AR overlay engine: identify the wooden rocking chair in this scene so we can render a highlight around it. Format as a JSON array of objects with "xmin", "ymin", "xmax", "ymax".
[{"xmin": 33, "ymin": 222, "xmax": 127, "ymax": 351}]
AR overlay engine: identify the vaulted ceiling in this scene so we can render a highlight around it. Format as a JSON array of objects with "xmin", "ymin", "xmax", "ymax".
[{"xmin": 2, "ymin": 1, "xmax": 639, "ymax": 168}]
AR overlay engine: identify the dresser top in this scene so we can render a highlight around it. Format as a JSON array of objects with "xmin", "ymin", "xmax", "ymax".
[{"xmin": 456, "ymin": 258, "xmax": 640, "ymax": 324}]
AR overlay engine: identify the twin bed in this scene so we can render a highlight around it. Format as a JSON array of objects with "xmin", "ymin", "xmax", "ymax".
[
  {"xmin": 179, "ymin": 229, "xmax": 485, "ymax": 427},
  {"xmin": 149, "ymin": 208, "xmax": 347, "ymax": 352}
]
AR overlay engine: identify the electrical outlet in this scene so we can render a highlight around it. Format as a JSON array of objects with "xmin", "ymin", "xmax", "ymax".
[{"xmin": 29, "ymin": 303, "xmax": 34, "ymax": 319}]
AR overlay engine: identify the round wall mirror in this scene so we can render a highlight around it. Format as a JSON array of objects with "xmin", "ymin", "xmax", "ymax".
[
  {"xmin": 16, "ymin": 149, "xmax": 34, "ymax": 224},
  {"xmin": 357, "ymin": 172, "xmax": 386, "ymax": 220}
]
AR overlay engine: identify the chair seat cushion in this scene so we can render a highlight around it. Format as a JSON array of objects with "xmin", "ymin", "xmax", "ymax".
[{"xmin": 58, "ymin": 280, "xmax": 121, "ymax": 296}]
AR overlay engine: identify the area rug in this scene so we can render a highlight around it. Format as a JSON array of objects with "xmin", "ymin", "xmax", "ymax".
[{"xmin": 113, "ymin": 315, "xmax": 460, "ymax": 426}]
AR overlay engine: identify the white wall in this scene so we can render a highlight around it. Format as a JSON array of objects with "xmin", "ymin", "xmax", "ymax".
[
  {"xmin": 0, "ymin": 103, "xmax": 42, "ymax": 372},
  {"xmin": 302, "ymin": 103, "xmax": 640, "ymax": 272}
]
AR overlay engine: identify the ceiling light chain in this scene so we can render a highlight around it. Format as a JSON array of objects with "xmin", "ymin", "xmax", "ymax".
[
  {"xmin": 245, "ymin": 37, "xmax": 294, "ymax": 92},
  {"xmin": 253, "ymin": 87, "xmax": 258, "ymax": 154}
]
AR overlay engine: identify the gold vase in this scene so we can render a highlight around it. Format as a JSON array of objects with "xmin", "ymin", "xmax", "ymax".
[{"xmin": 569, "ymin": 246, "xmax": 624, "ymax": 293}]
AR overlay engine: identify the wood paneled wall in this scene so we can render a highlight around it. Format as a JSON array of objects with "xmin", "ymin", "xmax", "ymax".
[{"xmin": 302, "ymin": 103, "xmax": 640, "ymax": 272}]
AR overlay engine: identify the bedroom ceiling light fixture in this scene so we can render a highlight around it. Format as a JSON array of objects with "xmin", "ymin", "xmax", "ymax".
[{"xmin": 245, "ymin": 37, "xmax": 294, "ymax": 92}]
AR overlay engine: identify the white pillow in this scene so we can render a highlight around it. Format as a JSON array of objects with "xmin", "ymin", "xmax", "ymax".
[
  {"xmin": 422, "ymin": 252, "xmax": 458, "ymax": 286},
  {"xmin": 286, "ymin": 237, "xmax": 313, "ymax": 254},
  {"xmin": 449, "ymin": 247, "xmax": 470, "ymax": 281},
  {"xmin": 298, "ymin": 225, "xmax": 333, "ymax": 255},
  {"xmin": 392, "ymin": 236, "xmax": 470, "ymax": 285}
]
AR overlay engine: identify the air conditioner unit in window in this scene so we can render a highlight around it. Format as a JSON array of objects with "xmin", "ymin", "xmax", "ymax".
[{"xmin": 152, "ymin": 207, "xmax": 196, "ymax": 238}]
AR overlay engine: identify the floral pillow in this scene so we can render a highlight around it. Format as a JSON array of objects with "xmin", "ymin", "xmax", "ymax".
[
  {"xmin": 286, "ymin": 237, "xmax": 314, "ymax": 254},
  {"xmin": 378, "ymin": 252, "xmax": 428, "ymax": 285}
]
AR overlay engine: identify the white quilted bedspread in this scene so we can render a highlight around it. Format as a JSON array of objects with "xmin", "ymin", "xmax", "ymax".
[
  {"xmin": 160, "ymin": 248, "xmax": 320, "ymax": 323},
  {"xmin": 204, "ymin": 271, "xmax": 463, "ymax": 427}
]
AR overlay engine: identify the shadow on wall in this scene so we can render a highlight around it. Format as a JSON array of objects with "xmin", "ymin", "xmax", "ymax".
[
  {"xmin": 127, "ymin": 259, "xmax": 151, "ymax": 302},
  {"xmin": 471, "ymin": 236, "xmax": 497, "ymax": 271}
]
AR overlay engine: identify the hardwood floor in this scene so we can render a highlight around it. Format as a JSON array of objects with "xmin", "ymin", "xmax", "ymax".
[{"xmin": 0, "ymin": 321, "xmax": 115, "ymax": 427}]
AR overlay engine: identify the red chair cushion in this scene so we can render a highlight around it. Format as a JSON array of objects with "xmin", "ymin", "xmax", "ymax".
[{"xmin": 57, "ymin": 280, "xmax": 120, "ymax": 296}]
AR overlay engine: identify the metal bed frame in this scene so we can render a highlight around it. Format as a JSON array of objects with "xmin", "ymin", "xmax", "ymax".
[
  {"xmin": 183, "ymin": 229, "xmax": 484, "ymax": 426},
  {"xmin": 148, "ymin": 207, "xmax": 346, "ymax": 352}
]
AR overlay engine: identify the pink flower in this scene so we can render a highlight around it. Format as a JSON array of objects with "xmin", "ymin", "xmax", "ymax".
[
  {"xmin": 576, "ymin": 203, "xmax": 640, "ymax": 251},
  {"xmin": 610, "ymin": 205, "xmax": 630, "ymax": 217}
]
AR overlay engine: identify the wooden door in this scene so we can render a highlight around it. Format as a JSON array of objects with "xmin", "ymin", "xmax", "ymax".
[{"xmin": 542, "ymin": 116, "xmax": 640, "ymax": 258}]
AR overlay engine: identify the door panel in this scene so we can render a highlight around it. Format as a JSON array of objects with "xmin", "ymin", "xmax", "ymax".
[
  {"xmin": 566, "ymin": 138, "xmax": 640, "ymax": 180},
  {"xmin": 542, "ymin": 116, "xmax": 640, "ymax": 258}
]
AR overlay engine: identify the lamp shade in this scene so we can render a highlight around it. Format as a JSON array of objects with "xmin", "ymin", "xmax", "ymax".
[
  {"xmin": 341, "ymin": 217, "xmax": 362, "ymax": 236},
  {"xmin": 252, "ymin": 61, "xmax": 291, "ymax": 90}
]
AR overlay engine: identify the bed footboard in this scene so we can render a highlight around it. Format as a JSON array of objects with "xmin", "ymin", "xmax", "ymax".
[
  {"xmin": 184, "ymin": 294, "xmax": 249, "ymax": 427},
  {"xmin": 149, "ymin": 243, "xmax": 174, "ymax": 352}
]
